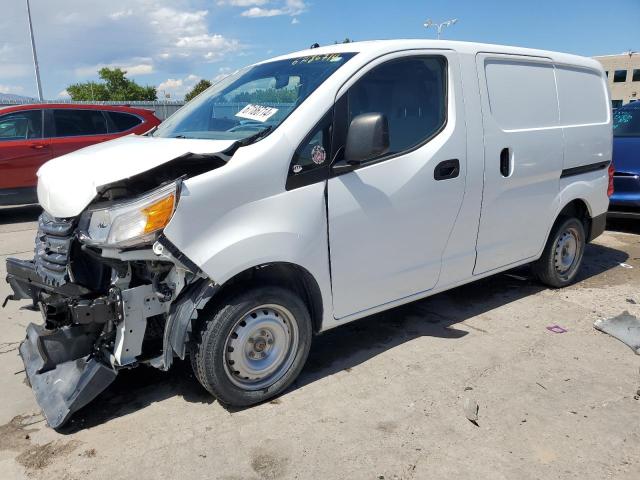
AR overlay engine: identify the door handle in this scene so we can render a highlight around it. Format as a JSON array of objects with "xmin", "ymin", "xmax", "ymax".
[
  {"xmin": 30, "ymin": 144, "xmax": 47, "ymax": 150},
  {"xmin": 500, "ymin": 148, "xmax": 511, "ymax": 177},
  {"xmin": 434, "ymin": 159, "xmax": 460, "ymax": 181}
]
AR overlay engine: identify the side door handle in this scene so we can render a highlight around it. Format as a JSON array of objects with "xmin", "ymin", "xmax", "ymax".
[
  {"xmin": 500, "ymin": 147, "xmax": 511, "ymax": 177},
  {"xmin": 434, "ymin": 159, "xmax": 460, "ymax": 181},
  {"xmin": 29, "ymin": 143, "xmax": 47, "ymax": 150}
]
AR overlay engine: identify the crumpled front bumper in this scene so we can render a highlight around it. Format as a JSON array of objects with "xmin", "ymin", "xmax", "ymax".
[
  {"xmin": 6, "ymin": 257, "xmax": 118, "ymax": 429},
  {"xmin": 20, "ymin": 323, "xmax": 117, "ymax": 429}
]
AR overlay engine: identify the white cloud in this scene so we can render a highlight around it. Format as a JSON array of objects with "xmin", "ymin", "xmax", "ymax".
[
  {"xmin": 217, "ymin": 0, "xmax": 269, "ymax": 6},
  {"xmin": 239, "ymin": 0, "xmax": 308, "ymax": 17},
  {"xmin": 157, "ymin": 73, "xmax": 204, "ymax": 99},
  {"xmin": 0, "ymin": 84, "xmax": 24, "ymax": 94},
  {"xmin": 241, "ymin": 7, "xmax": 284, "ymax": 17},
  {"xmin": 109, "ymin": 9, "xmax": 134, "ymax": 20},
  {"xmin": 57, "ymin": 89, "xmax": 70, "ymax": 99},
  {"xmin": 291, "ymin": 17, "xmax": 300, "ymax": 24},
  {"xmin": 75, "ymin": 60, "xmax": 154, "ymax": 77}
]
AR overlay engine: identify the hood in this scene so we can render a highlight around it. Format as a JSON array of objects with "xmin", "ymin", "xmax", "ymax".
[
  {"xmin": 612, "ymin": 136, "xmax": 640, "ymax": 175},
  {"xmin": 37, "ymin": 135, "xmax": 235, "ymax": 218}
]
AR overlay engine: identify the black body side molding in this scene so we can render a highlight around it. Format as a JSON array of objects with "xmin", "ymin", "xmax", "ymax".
[{"xmin": 560, "ymin": 161, "xmax": 610, "ymax": 179}]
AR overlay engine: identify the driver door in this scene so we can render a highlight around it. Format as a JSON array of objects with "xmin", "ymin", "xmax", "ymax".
[{"xmin": 327, "ymin": 51, "xmax": 467, "ymax": 319}]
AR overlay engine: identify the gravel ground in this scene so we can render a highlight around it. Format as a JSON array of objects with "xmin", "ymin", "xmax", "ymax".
[{"xmin": 0, "ymin": 205, "xmax": 639, "ymax": 480}]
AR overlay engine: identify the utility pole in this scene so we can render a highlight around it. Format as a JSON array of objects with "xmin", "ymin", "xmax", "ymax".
[
  {"xmin": 424, "ymin": 18, "xmax": 458, "ymax": 40},
  {"xmin": 26, "ymin": 0, "xmax": 43, "ymax": 101}
]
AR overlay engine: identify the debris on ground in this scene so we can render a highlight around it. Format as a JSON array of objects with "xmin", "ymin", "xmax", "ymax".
[
  {"xmin": 463, "ymin": 397, "xmax": 479, "ymax": 426},
  {"xmin": 546, "ymin": 325, "xmax": 568, "ymax": 334},
  {"xmin": 594, "ymin": 311, "xmax": 640, "ymax": 355},
  {"xmin": 16, "ymin": 440, "xmax": 80, "ymax": 470},
  {"xmin": 0, "ymin": 414, "xmax": 40, "ymax": 452}
]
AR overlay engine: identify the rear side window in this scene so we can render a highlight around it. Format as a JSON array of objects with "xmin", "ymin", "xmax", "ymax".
[
  {"xmin": 484, "ymin": 59, "xmax": 559, "ymax": 130},
  {"xmin": 555, "ymin": 66, "xmax": 608, "ymax": 125},
  {"xmin": 107, "ymin": 111, "xmax": 142, "ymax": 132},
  {"xmin": 0, "ymin": 110, "xmax": 42, "ymax": 141},
  {"xmin": 346, "ymin": 56, "xmax": 447, "ymax": 155},
  {"xmin": 53, "ymin": 109, "xmax": 108, "ymax": 137}
]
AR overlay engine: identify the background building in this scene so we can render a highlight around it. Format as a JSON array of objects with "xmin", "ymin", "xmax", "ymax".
[{"xmin": 594, "ymin": 52, "xmax": 640, "ymax": 108}]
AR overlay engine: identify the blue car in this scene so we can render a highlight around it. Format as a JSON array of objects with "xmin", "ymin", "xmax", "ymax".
[{"xmin": 610, "ymin": 102, "xmax": 640, "ymax": 219}]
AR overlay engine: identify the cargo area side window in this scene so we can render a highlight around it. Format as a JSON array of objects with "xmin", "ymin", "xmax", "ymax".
[{"xmin": 345, "ymin": 56, "xmax": 447, "ymax": 157}]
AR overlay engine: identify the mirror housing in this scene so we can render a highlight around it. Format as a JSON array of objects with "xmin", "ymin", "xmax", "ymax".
[{"xmin": 344, "ymin": 112, "xmax": 390, "ymax": 164}]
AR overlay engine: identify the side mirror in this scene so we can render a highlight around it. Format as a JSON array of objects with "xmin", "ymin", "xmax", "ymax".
[{"xmin": 344, "ymin": 112, "xmax": 390, "ymax": 164}]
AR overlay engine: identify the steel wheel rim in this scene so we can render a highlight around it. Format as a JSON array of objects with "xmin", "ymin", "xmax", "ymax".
[
  {"xmin": 554, "ymin": 226, "xmax": 581, "ymax": 277},
  {"xmin": 223, "ymin": 304, "xmax": 299, "ymax": 390}
]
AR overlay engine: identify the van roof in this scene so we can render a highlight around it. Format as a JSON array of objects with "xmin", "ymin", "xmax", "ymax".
[{"xmin": 263, "ymin": 39, "xmax": 602, "ymax": 72}]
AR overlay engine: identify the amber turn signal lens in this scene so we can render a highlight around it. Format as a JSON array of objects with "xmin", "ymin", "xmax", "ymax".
[{"xmin": 142, "ymin": 193, "xmax": 176, "ymax": 233}]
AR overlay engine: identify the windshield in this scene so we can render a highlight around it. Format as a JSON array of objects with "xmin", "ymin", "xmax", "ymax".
[
  {"xmin": 154, "ymin": 53, "xmax": 356, "ymax": 141},
  {"xmin": 613, "ymin": 106, "xmax": 640, "ymax": 137}
]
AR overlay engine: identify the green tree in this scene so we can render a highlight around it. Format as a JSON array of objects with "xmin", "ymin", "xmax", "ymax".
[
  {"xmin": 67, "ymin": 68, "xmax": 157, "ymax": 101},
  {"xmin": 185, "ymin": 79, "xmax": 212, "ymax": 102}
]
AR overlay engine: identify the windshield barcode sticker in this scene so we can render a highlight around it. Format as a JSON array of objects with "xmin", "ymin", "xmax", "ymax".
[{"xmin": 235, "ymin": 104, "xmax": 279, "ymax": 122}]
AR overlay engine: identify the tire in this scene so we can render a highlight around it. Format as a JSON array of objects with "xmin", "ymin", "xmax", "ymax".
[
  {"xmin": 532, "ymin": 216, "xmax": 586, "ymax": 288},
  {"xmin": 190, "ymin": 285, "xmax": 312, "ymax": 407}
]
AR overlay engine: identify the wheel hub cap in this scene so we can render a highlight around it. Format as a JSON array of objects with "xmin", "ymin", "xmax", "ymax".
[
  {"xmin": 224, "ymin": 305, "xmax": 299, "ymax": 390},
  {"xmin": 554, "ymin": 228, "xmax": 579, "ymax": 275}
]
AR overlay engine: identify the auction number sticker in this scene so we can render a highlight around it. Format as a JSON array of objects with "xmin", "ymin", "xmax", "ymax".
[{"xmin": 235, "ymin": 104, "xmax": 279, "ymax": 122}]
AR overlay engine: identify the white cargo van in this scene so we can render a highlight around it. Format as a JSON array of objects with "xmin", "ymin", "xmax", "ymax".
[{"xmin": 5, "ymin": 40, "xmax": 613, "ymax": 428}]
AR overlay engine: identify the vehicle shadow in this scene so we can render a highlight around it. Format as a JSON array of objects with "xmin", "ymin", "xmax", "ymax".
[
  {"xmin": 58, "ymin": 242, "xmax": 628, "ymax": 432},
  {"xmin": 0, "ymin": 205, "xmax": 41, "ymax": 224}
]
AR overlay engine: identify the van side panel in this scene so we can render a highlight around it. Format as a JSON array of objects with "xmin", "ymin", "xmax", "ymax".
[
  {"xmin": 554, "ymin": 65, "xmax": 611, "ymax": 218},
  {"xmin": 473, "ymin": 55, "xmax": 563, "ymax": 274}
]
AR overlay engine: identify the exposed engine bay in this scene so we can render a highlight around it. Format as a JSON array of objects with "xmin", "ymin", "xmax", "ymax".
[{"xmin": 4, "ymin": 152, "xmax": 226, "ymax": 429}]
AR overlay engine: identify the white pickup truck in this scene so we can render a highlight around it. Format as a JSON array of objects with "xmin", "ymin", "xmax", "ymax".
[{"xmin": 5, "ymin": 40, "xmax": 612, "ymax": 428}]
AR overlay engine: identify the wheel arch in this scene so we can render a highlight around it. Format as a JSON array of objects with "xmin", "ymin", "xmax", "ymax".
[
  {"xmin": 161, "ymin": 262, "xmax": 324, "ymax": 369},
  {"xmin": 213, "ymin": 262, "xmax": 324, "ymax": 335}
]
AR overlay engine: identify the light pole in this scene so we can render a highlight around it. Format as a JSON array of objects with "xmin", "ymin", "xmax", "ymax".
[
  {"xmin": 424, "ymin": 18, "xmax": 458, "ymax": 40},
  {"xmin": 25, "ymin": 0, "xmax": 43, "ymax": 101}
]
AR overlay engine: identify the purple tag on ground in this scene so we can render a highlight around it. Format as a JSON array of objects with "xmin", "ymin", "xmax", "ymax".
[{"xmin": 546, "ymin": 325, "xmax": 568, "ymax": 334}]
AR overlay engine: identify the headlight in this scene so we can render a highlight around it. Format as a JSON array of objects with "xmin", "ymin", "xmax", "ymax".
[{"xmin": 80, "ymin": 182, "xmax": 178, "ymax": 248}]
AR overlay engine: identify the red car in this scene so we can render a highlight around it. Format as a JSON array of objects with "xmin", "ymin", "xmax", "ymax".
[{"xmin": 0, "ymin": 104, "xmax": 161, "ymax": 205}]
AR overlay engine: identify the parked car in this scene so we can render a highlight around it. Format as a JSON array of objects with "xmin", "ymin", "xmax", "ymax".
[
  {"xmin": 0, "ymin": 104, "xmax": 161, "ymax": 205},
  {"xmin": 609, "ymin": 101, "xmax": 640, "ymax": 218},
  {"xmin": 5, "ymin": 40, "xmax": 613, "ymax": 429}
]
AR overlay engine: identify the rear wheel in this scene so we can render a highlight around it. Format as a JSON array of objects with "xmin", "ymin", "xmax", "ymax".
[
  {"xmin": 190, "ymin": 286, "xmax": 312, "ymax": 407},
  {"xmin": 533, "ymin": 217, "xmax": 586, "ymax": 288}
]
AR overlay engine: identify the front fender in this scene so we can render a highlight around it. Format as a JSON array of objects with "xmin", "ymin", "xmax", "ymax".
[{"xmin": 165, "ymin": 178, "xmax": 333, "ymax": 330}]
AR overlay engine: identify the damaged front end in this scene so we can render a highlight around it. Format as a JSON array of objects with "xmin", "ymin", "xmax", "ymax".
[{"xmin": 5, "ymin": 174, "xmax": 217, "ymax": 429}]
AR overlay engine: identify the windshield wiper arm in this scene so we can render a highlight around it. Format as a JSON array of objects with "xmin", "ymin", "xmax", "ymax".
[
  {"xmin": 223, "ymin": 125, "xmax": 274, "ymax": 157},
  {"xmin": 239, "ymin": 125, "xmax": 274, "ymax": 146}
]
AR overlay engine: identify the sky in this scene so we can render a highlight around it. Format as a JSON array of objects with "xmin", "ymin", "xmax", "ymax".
[{"xmin": 1, "ymin": 0, "xmax": 638, "ymax": 100}]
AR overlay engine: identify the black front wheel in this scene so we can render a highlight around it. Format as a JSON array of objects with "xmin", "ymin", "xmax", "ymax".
[
  {"xmin": 190, "ymin": 286, "xmax": 312, "ymax": 407},
  {"xmin": 533, "ymin": 217, "xmax": 586, "ymax": 288}
]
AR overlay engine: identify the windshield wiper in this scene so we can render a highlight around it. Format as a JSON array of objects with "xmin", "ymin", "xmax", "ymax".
[
  {"xmin": 239, "ymin": 125, "xmax": 274, "ymax": 146},
  {"xmin": 223, "ymin": 125, "xmax": 274, "ymax": 156}
]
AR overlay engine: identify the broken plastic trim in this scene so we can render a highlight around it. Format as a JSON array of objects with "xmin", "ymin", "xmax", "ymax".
[
  {"xmin": 151, "ymin": 279, "xmax": 218, "ymax": 370},
  {"xmin": 20, "ymin": 323, "xmax": 117, "ymax": 429}
]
